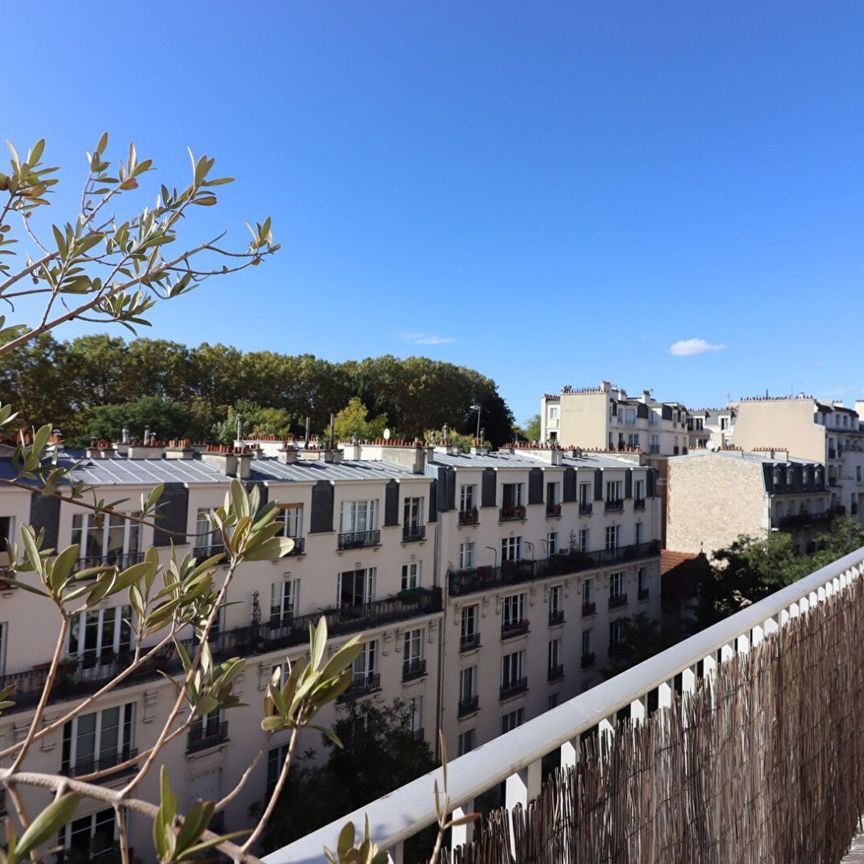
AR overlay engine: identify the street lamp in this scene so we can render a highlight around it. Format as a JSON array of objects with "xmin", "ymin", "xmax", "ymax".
[{"xmin": 470, "ymin": 403, "xmax": 482, "ymax": 440}]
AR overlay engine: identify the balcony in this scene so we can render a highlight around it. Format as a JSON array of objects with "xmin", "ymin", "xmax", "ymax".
[
  {"xmin": 548, "ymin": 609, "xmax": 565, "ymax": 626},
  {"xmin": 72, "ymin": 551, "xmax": 146, "ymax": 574},
  {"xmin": 499, "ymin": 677, "xmax": 528, "ymax": 700},
  {"xmin": 545, "ymin": 503, "xmax": 561, "ymax": 517},
  {"xmin": 287, "ymin": 536, "xmax": 305, "ymax": 555},
  {"xmin": 64, "ymin": 746, "xmax": 138, "ymax": 778},
  {"xmin": 458, "ymin": 695, "xmax": 479, "ymax": 717},
  {"xmin": 0, "ymin": 587, "xmax": 443, "ymax": 716},
  {"xmin": 274, "ymin": 551, "xmax": 864, "ymax": 864},
  {"xmin": 402, "ymin": 524, "xmax": 426, "ymax": 543},
  {"xmin": 501, "ymin": 619, "xmax": 529, "ymax": 639},
  {"xmin": 604, "ymin": 499, "xmax": 624, "ymax": 513},
  {"xmin": 459, "ymin": 632, "xmax": 480, "ymax": 652},
  {"xmin": 193, "ymin": 544, "xmax": 225, "ymax": 561},
  {"xmin": 638, "ymin": 587, "xmax": 650, "ymax": 601},
  {"xmin": 547, "ymin": 664, "xmax": 564, "ymax": 681},
  {"xmin": 337, "ymin": 529, "xmax": 381, "ymax": 550},
  {"xmin": 633, "ymin": 498, "xmax": 646, "ymax": 511},
  {"xmin": 579, "ymin": 502, "xmax": 593, "ymax": 516},
  {"xmin": 499, "ymin": 505, "xmax": 526, "ymax": 522},
  {"xmin": 582, "ymin": 601, "xmax": 596, "ymax": 617},
  {"xmin": 580, "ymin": 652, "xmax": 596, "ymax": 668},
  {"xmin": 447, "ymin": 542, "xmax": 660, "ymax": 597},
  {"xmin": 774, "ymin": 511, "xmax": 835, "ymax": 530},
  {"xmin": 187, "ymin": 720, "xmax": 228, "ymax": 753},
  {"xmin": 458, "ymin": 508, "xmax": 479, "ymax": 526},
  {"xmin": 343, "ymin": 672, "xmax": 381, "ymax": 699},
  {"xmin": 609, "ymin": 593, "xmax": 628, "ymax": 609},
  {"xmin": 402, "ymin": 657, "xmax": 427, "ymax": 682}
]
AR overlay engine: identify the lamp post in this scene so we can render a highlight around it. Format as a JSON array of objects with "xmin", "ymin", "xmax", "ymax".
[{"xmin": 471, "ymin": 403, "xmax": 482, "ymax": 441}]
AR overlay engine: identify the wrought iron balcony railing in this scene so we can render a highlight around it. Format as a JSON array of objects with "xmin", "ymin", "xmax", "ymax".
[
  {"xmin": 187, "ymin": 720, "xmax": 229, "ymax": 753},
  {"xmin": 579, "ymin": 503, "xmax": 593, "ymax": 515},
  {"xmin": 402, "ymin": 525, "xmax": 426, "ymax": 543},
  {"xmin": 582, "ymin": 601, "xmax": 596, "ymax": 617},
  {"xmin": 499, "ymin": 677, "xmax": 528, "ymax": 700},
  {"xmin": 604, "ymin": 499, "xmax": 624, "ymax": 512},
  {"xmin": 72, "ymin": 552, "xmax": 146, "ymax": 574},
  {"xmin": 501, "ymin": 619, "xmax": 529, "ymax": 639},
  {"xmin": 546, "ymin": 503, "xmax": 561, "ymax": 517},
  {"xmin": 580, "ymin": 652, "xmax": 596, "ymax": 669},
  {"xmin": 609, "ymin": 593, "xmax": 628, "ymax": 609},
  {"xmin": 458, "ymin": 695, "xmax": 479, "ymax": 717},
  {"xmin": 337, "ymin": 529, "xmax": 381, "ymax": 550},
  {"xmin": 458, "ymin": 509, "xmax": 479, "ymax": 525},
  {"xmin": 448, "ymin": 542, "xmax": 660, "ymax": 597},
  {"xmin": 402, "ymin": 657, "xmax": 427, "ymax": 682},
  {"xmin": 548, "ymin": 610, "xmax": 565, "ymax": 626},
  {"xmin": 459, "ymin": 632, "xmax": 481, "ymax": 652},
  {"xmin": 63, "ymin": 746, "xmax": 138, "ymax": 778},
  {"xmin": 499, "ymin": 505, "xmax": 526, "ymax": 522},
  {"xmin": 547, "ymin": 664, "xmax": 564, "ymax": 681}
]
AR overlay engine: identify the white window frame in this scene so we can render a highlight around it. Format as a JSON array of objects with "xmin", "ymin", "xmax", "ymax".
[
  {"xmin": 270, "ymin": 578, "xmax": 299, "ymax": 627},
  {"xmin": 548, "ymin": 638, "xmax": 561, "ymax": 670},
  {"xmin": 458, "ymin": 728, "xmax": 476, "ymax": 756},
  {"xmin": 610, "ymin": 571, "xmax": 625, "ymax": 598},
  {"xmin": 501, "ymin": 650, "xmax": 525, "ymax": 688},
  {"xmin": 460, "ymin": 484, "xmax": 477, "ymax": 512},
  {"xmin": 72, "ymin": 511, "xmax": 143, "ymax": 565},
  {"xmin": 353, "ymin": 640, "xmax": 379, "ymax": 683},
  {"xmin": 583, "ymin": 578, "xmax": 593, "ymax": 604},
  {"xmin": 501, "ymin": 483, "xmax": 524, "ymax": 509},
  {"xmin": 68, "ymin": 605, "xmax": 134, "ymax": 663},
  {"xmin": 339, "ymin": 499, "xmax": 379, "ymax": 533},
  {"xmin": 461, "ymin": 605, "xmax": 478, "ymax": 641},
  {"xmin": 64, "ymin": 808, "xmax": 117, "ymax": 858},
  {"xmin": 459, "ymin": 541, "xmax": 476, "ymax": 570},
  {"xmin": 403, "ymin": 497, "xmax": 424, "ymax": 528},
  {"xmin": 403, "ymin": 628, "xmax": 423, "ymax": 665},
  {"xmin": 579, "ymin": 528, "xmax": 590, "ymax": 553},
  {"xmin": 501, "ymin": 707, "xmax": 525, "ymax": 733},
  {"xmin": 549, "ymin": 585, "xmax": 562, "ymax": 617},
  {"xmin": 401, "ymin": 561, "xmax": 422, "ymax": 591},
  {"xmin": 459, "ymin": 666, "xmax": 477, "ymax": 702},
  {"xmin": 546, "ymin": 531, "xmax": 559, "ymax": 556},
  {"xmin": 275, "ymin": 505, "xmax": 303, "ymax": 539},
  {"xmin": 501, "ymin": 536, "xmax": 522, "ymax": 562},
  {"xmin": 605, "ymin": 525, "xmax": 620, "ymax": 551},
  {"xmin": 64, "ymin": 703, "xmax": 135, "ymax": 774},
  {"xmin": 338, "ymin": 568, "xmax": 376, "ymax": 608},
  {"xmin": 502, "ymin": 593, "xmax": 526, "ymax": 628}
]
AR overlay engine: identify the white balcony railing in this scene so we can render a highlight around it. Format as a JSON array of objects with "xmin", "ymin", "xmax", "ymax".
[{"xmin": 265, "ymin": 546, "xmax": 864, "ymax": 864}]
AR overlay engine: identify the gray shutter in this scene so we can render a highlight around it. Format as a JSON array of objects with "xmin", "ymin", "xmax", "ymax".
[
  {"xmin": 29, "ymin": 493, "xmax": 61, "ymax": 551},
  {"xmin": 481, "ymin": 468, "xmax": 497, "ymax": 508},
  {"xmin": 154, "ymin": 483, "xmax": 188, "ymax": 547},
  {"xmin": 593, "ymin": 469, "xmax": 603, "ymax": 501},
  {"xmin": 562, "ymin": 466, "xmax": 576, "ymax": 502},
  {"xmin": 528, "ymin": 468, "xmax": 543, "ymax": 505},
  {"xmin": 384, "ymin": 480, "xmax": 399, "ymax": 527},
  {"xmin": 310, "ymin": 480, "xmax": 334, "ymax": 533},
  {"xmin": 636, "ymin": 402, "xmax": 649, "ymax": 419},
  {"xmin": 428, "ymin": 480, "xmax": 438, "ymax": 523},
  {"xmin": 625, "ymin": 469, "xmax": 633, "ymax": 499},
  {"xmin": 647, "ymin": 468, "xmax": 657, "ymax": 498},
  {"xmin": 445, "ymin": 469, "xmax": 457, "ymax": 512}
]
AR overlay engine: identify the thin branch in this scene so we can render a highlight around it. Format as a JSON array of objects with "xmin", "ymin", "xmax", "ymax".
[{"xmin": 215, "ymin": 744, "xmax": 268, "ymax": 813}]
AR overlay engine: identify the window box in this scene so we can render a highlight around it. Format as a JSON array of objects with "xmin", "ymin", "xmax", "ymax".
[
  {"xmin": 545, "ymin": 503, "xmax": 561, "ymax": 517},
  {"xmin": 499, "ymin": 506, "xmax": 526, "ymax": 522}
]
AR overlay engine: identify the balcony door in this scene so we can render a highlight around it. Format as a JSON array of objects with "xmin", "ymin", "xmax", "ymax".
[{"xmin": 338, "ymin": 568, "xmax": 376, "ymax": 609}]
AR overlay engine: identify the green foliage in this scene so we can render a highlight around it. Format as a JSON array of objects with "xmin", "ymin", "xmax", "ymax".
[
  {"xmin": 517, "ymin": 414, "xmax": 542, "ymax": 442},
  {"xmin": 333, "ymin": 397, "xmax": 388, "ymax": 441},
  {"xmin": 266, "ymin": 698, "xmax": 436, "ymax": 848},
  {"xmin": 603, "ymin": 614, "xmax": 678, "ymax": 678},
  {"xmin": 86, "ymin": 395, "xmax": 199, "ymax": 443},
  {"xmin": 211, "ymin": 400, "xmax": 294, "ymax": 445}
]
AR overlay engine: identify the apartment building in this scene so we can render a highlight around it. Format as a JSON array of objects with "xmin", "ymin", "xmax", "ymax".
[
  {"xmin": 687, "ymin": 407, "xmax": 736, "ymax": 451},
  {"xmin": 666, "ymin": 449, "xmax": 833, "ymax": 557},
  {"xmin": 424, "ymin": 442, "xmax": 661, "ymax": 757},
  {"xmin": 0, "ymin": 443, "xmax": 441, "ymax": 859},
  {"xmin": 731, "ymin": 396, "xmax": 864, "ymax": 521}
]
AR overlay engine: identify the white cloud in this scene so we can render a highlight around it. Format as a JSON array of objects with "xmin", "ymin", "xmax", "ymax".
[
  {"xmin": 399, "ymin": 333, "xmax": 456, "ymax": 346},
  {"xmin": 669, "ymin": 338, "xmax": 725, "ymax": 357}
]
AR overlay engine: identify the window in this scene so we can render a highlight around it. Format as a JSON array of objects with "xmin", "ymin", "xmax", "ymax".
[
  {"xmin": 548, "ymin": 693, "xmax": 559, "ymax": 710},
  {"xmin": 340, "ymin": 499, "xmax": 378, "ymax": 533},
  {"xmin": 546, "ymin": 531, "xmax": 558, "ymax": 556},
  {"xmin": 0, "ymin": 516, "xmax": 13, "ymax": 554},
  {"xmin": 459, "ymin": 541, "xmax": 475, "ymax": 570},
  {"xmin": 62, "ymin": 703, "xmax": 135, "ymax": 775},
  {"xmin": 548, "ymin": 638, "xmax": 561, "ymax": 670},
  {"xmin": 189, "ymin": 709, "xmax": 225, "ymax": 748},
  {"xmin": 405, "ymin": 695, "xmax": 423, "ymax": 736},
  {"xmin": 634, "ymin": 522, "xmax": 643, "ymax": 545},
  {"xmin": 501, "ymin": 650, "xmax": 526, "ymax": 690},
  {"xmin": 549, "ymin": 585, "xmax": 562, "ymax": 618},
  {"xmin": 267, "ymin": 744, "xmax": 291, "ymax": 795},
  {"xmin": 579, "ymin": 482, "xmax": 592, "ymax": 507},
  {"xmin": 635, "ymin": 479, "xmax": 645, "ymax": 500},
  {"xmin": 460, "ymin": 666, "xmax": 477, "ymax": 703},
  {"xmin": 195, "ymin": 507, "xmax": 216, "ymax": 551},
  {"xmin": 582, "ymin": 578, "xmax": 593, "ymax": 604},
  {"xmin": 546, "ymin": 481, "xmax": 559, "ymax": 506},
  {"xmin": 501, "ymin": 707, "xmax": 525, "ymax": 733},
  {"xmin": 72, "ymin": 512, "xmax": 142, "ymax": 566},
  {"xmin": 609, "ymin": 619, "xmax": 625, "ymax": 650},
  {"xmin": 650, "ymin": 433, "xmax": 660, "ymax": 451},
  {"xmin": 68, "ymin": 606, "xmax": 133, "ymax": 663},
  {"xmin": 401, "ymin": 561, "xmax": 422, "ymax": 591},
  {"xmin": 403, "ymin": 628, "xmax": 424, "ymax": 670},
  {"xmin": 502, "ymin": 593, "xmax": 526, "ymax": 629},
  {"xmin": 0, "ymin": 621, "xmax": 5, "ymax": 676},
  {"xmin": 623, "ymin": 407, "xmax": 636, "ymax": 425},
  {"xmin": 609, "ymin": 572, "xmax": 625, "ymax": 598},
  {"xmin": 605, "ymin": 481, "xmax": 622, "ymax": 503},
  {"xmin": 458, "ymin": 728, "xmax": 476, "ymax": 756},
  {"xmin": 461, "ymin": 605, "xmax": 479, "ymax": 645},
  {"xmin": 720, "ymin": 418, "xmax": 728, "ymax": 431},
  {"xmin": 627, "ymin": 433, "xmax": 639, "ymax": 448},
  {"xmin": 605, "ymin": 525, "xmax": 620, "ymax": 551},
  {"xmin": 275, "ymin": 505, "xmax": 303, "ymax": 539},
  {"xmin": 502, "ymin": 483, "xmax": 524, "ymax": 509},
  {"xmin": 548, "ymin": 406, "xmax": 559, "ymax": 420},
  {"xmin": 579, "ymin": 528, "xmax": 590, "ymax": 553},
  {"xmin": 582, "ymin": 629, "xmax": 592, "ymax": 656},
  {"xmin": 353, "ymin": 640, "xmax": 379, "ymax": 685},
  {"xmin": 270, "ymin": 579, "xmax": 299, "ymax": 627},
  {"xmin": 403, "ymin": 497, "xmax": 424, "ymax": 528},
  {"xmin": 638, "ymin": 567, "xmax": 648, "ymax": 595},
  {"xmin": 338, "ymin": 568, "xmax": 376, "ymax": 608},
  {"xmin": 501, "ymin": 536, "xmax": 522, "ymax": 562},
  {"xmin": 460, "ymin": 484, "xmax": 477, "ymax": 512},
  {"xmin": 64, "ymin": 808, "xmax": 116, "ymax": 860}
]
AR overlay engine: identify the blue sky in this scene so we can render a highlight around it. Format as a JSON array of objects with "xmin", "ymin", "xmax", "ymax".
[{"xmin": 5, "ymin": 2, "xmax": 864, "ymax": 422}]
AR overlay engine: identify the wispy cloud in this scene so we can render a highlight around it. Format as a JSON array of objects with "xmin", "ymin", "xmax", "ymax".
[
  {"xmin": 669, "ymin": 338, "xmax": 725, "ymax": 357},
  {"xmin": 399, "ymin": 332, "xmax": 456, "ymax": 346}
]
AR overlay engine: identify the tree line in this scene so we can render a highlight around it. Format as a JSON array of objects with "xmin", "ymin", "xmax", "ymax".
[{"xmin": 0, "ymin": 334, "xmax": 515, "ymax": 447}]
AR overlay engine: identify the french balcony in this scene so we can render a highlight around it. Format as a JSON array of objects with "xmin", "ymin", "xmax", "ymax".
[
  {"xmin": 272, "ymin": 548, "xmax": 864, "ymax": 864},
  {"xmin": 402, "ymin": 524, "xmax": 426, "ymax": 543},
  {"xmin": 582, "ymin": 601, "xmax": 596, "ymax": 617},
  {"xmin": 548, "ymin": 610, "xmax": 565, "ymax": 626},
  {"xmin": 338, "ymin": 529, "xmax": 381, "ymax": 550},
  {"xmin": 63, "ymin": 746, "xmax": 139, "ymax": 779},
  {"xmin": 187, "ymin": 720, "xmax": 229, "ymax": 753},
  {"xmin": 499, "ymin": 677, "xmax": 528, "ymax": 700},
  {"xmin": 604, "ymin": 499, "xmax": 624, "ymax": 513},
  {"xmin": 458, "ymin": 695, "xmax": 479, "ymax": 717},
  {"xmin": 459, "ymin": 632, "xmax": 481, "ymax": 652},
  {"xmin": 501, "ymin": 619, "xmax": 529, "ymax": 640},
  {"xmin": 633, "ymin": 498, "xmax": 646, "ymax": 511},
  {"xmin": 579, "ymin": 502, "xmax": 593, "ymax": 516},
  {"xmin": 72, "ymin": 551, "xmax": 146, "ymax": 574},
  {"xmin": 774, "ymin": 511, "xmax": 835, "ymax": 530},
  {"xmin": 193, "ymin": 544, "xmax": 225, "ymax": 561},
  {"xmin": 458, "ymin": 508, "xmax": 479, "ymax": 526},
  {"xmin": 447, "ymin": 542, "xmax": 660, "ymax": 597},
  {"xmin": 402, "ymin": 657, "xmax": 427, "ymax": 682},
  {"xmin": 343, "ymin": 672, "xmax": 381, "ymax": 699},
  {"xmin": 287, "ymin": 536, "xmax": 305, "ymax": 555},
  {"xmin": 547, "ymin": 664, "xmax": 564, "ymax": 681},
  {"xmin": 499, "ymin": 505, "xmax": 526, "ymax": 522},
  {"xmin": 638, "ymin": 587, "xmax": 650, "ymax": 601},
  {"xmin": 609, "ymin": 593, "xmax": 628, "ymax": 609},
  {"xmin": 546, "ymin": 503, "xmax": 562, "ymax": 517}
]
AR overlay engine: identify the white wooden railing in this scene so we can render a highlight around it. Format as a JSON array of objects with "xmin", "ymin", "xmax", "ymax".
[{"xmin": 265, "ymin": 547, "xmax": 864, "ymax": 864}]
